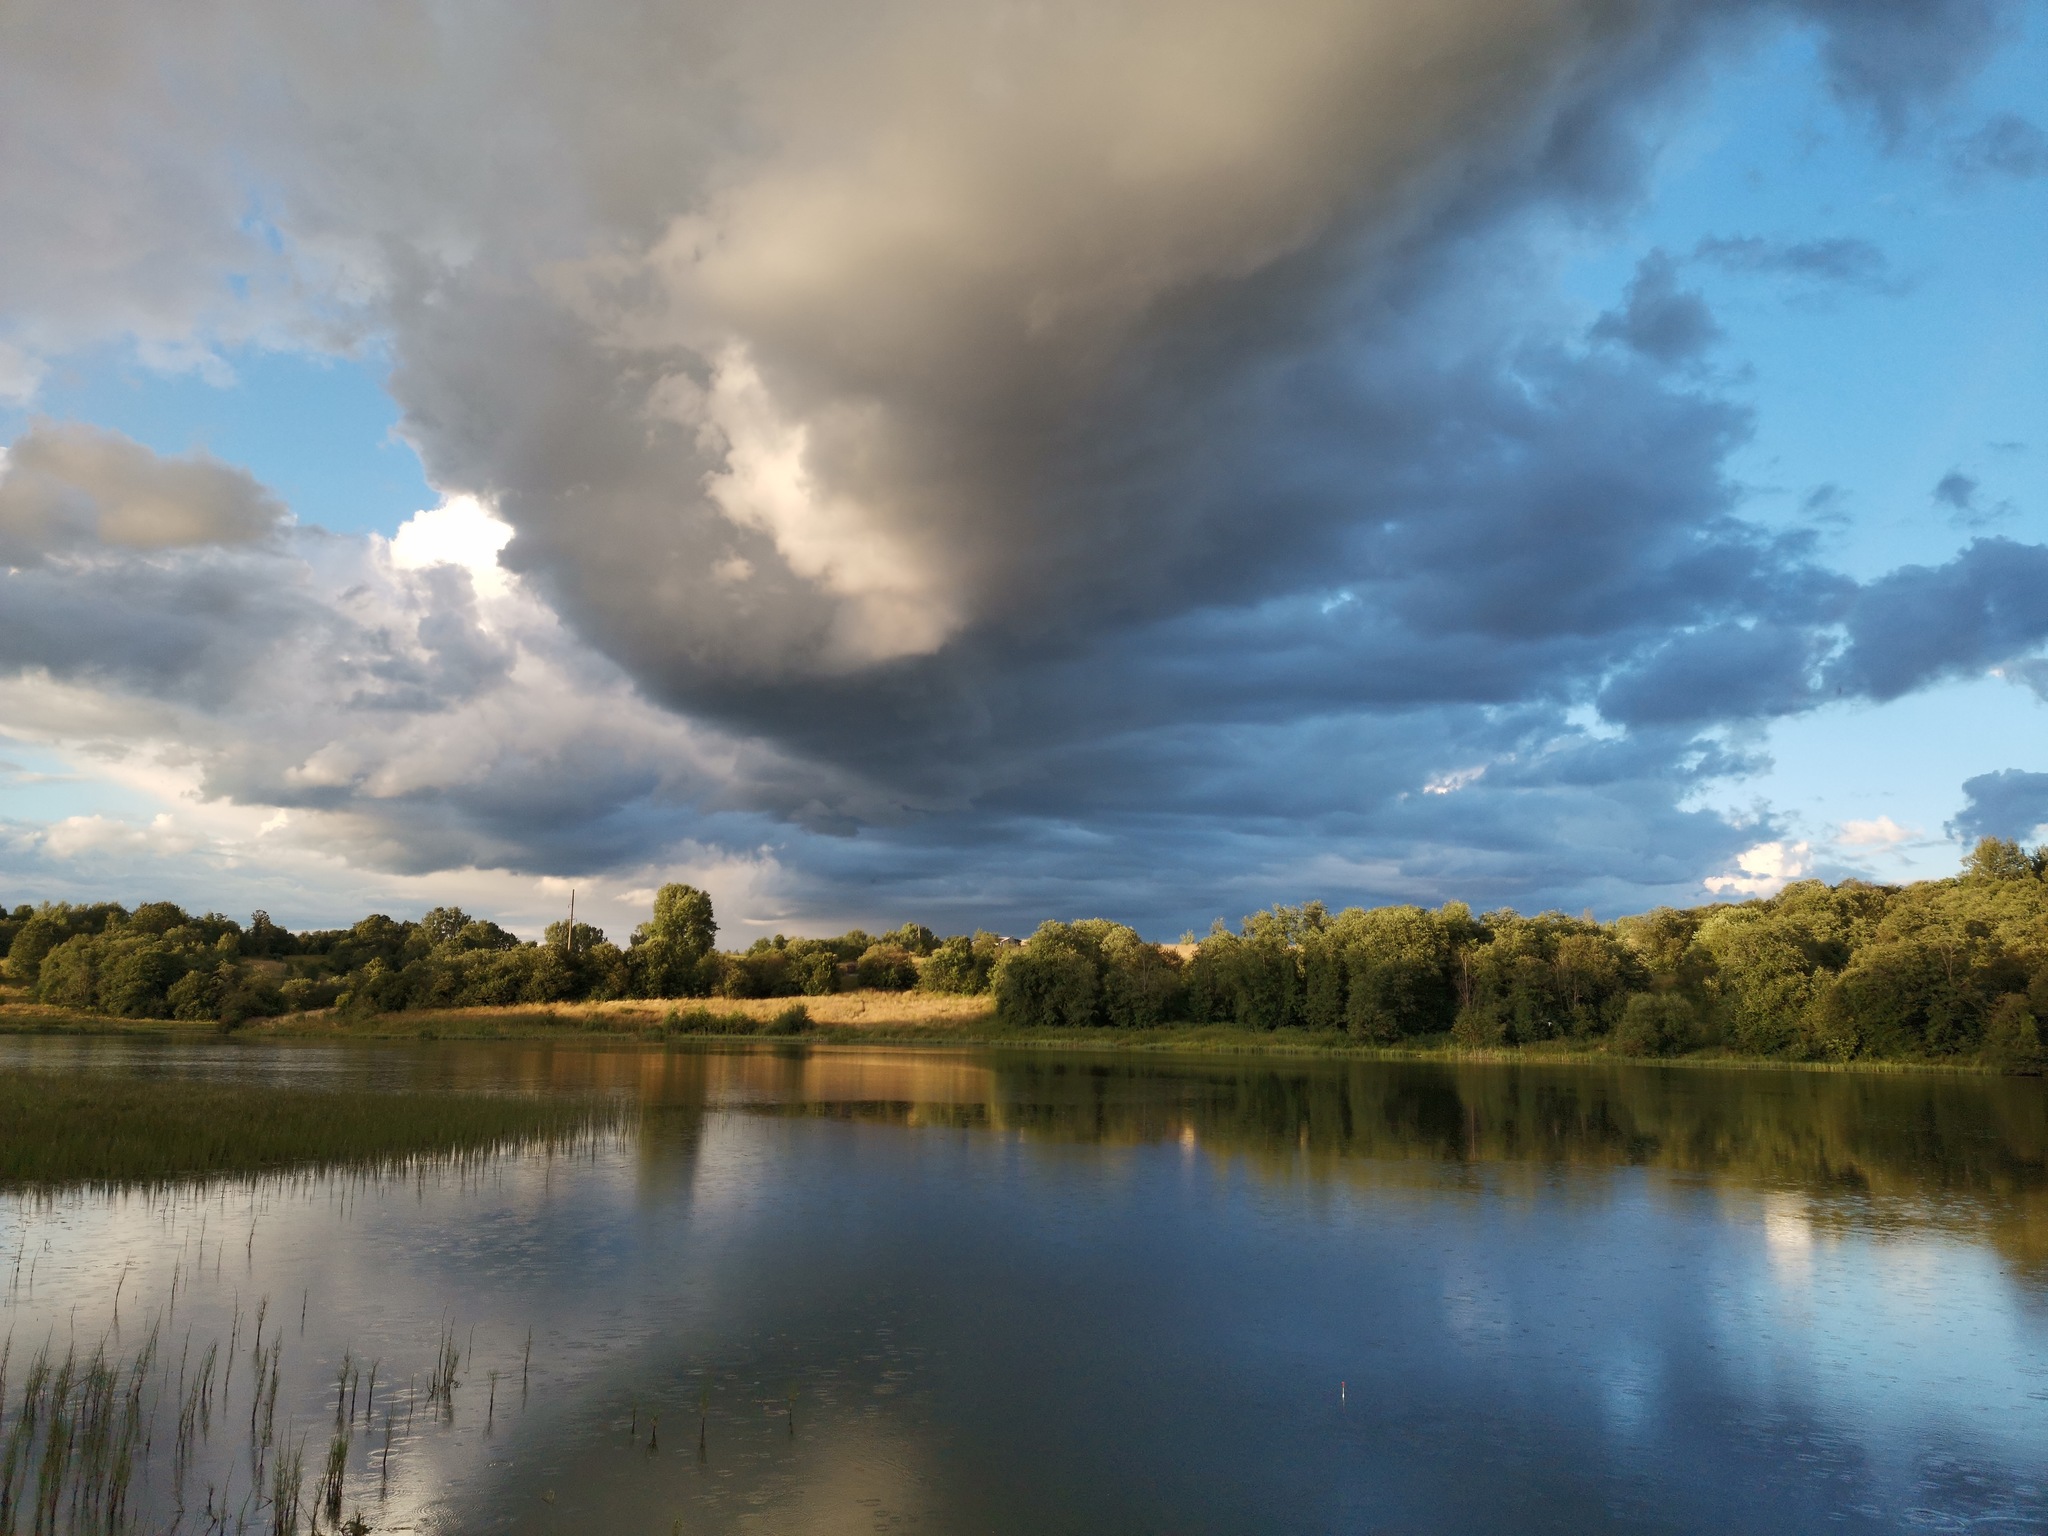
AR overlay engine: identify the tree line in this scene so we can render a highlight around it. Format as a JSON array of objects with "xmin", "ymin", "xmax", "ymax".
[{"xmin": 3, "ymin": 837, "xmax": 2043, "ymax": 1070}]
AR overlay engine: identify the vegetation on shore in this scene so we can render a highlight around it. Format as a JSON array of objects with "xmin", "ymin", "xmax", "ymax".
[{"xmin": 4, "ymin": 837, "xmax": 2044, "ymax": 1072}]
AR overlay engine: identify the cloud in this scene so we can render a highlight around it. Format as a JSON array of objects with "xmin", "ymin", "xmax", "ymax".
[
  {"xmin": 1693, "ymin": 234, "xmax": 1898, "ymax": 291},
  {"xmin": 0, "ymin": 0, "xmax": 2037, "ymax": 932},
  {"xmin": 1836, "ymin": 815, "xmax": 1917, "ymax": 848},
  {"xmin": 0, "ymin": 342, "xmax": 43, "ymax": 406},
  {"xmin": 1797, "ymin": 0, "xmax": 2015, "ymax": 138},
  {"xmin": 0, "ymin": 422, "xmax": 285, "ymax": 565},
  {"xmin": 37, "ymin": 813, "xmax": 197, "ymax": 861},
  {"xmin": 1953, "ymin": 112, "xmax": 2048, "ymax": 178},
  {"xmin": 385, "ymin": 494, "xmax": 514, "ymax": 597},
  {"xmin": 1592, "ymin": 250, "xmax": 1721, "ymax": 364},
  {"xmin": 1930, "ymin": 467, "xmax": 2012, "ymax": 524},
  {"xmin": 1992, "ymin": 656, "xmax": 2048, "ymax": 702},
  {"xmin": 1704, "ymin": 839, "xmax": 1812, "ymax": 897},
  {"xmin": 1948, "ymin": 769, "xmax": 2048, "ymax": 844},
  {"xmin": 1934, "ymin": 470, "xmax": 1980, "ymax": 511},
  {"xmin": 1828, "ymin": 538, "xmax": 2048, "ymax": 700}
]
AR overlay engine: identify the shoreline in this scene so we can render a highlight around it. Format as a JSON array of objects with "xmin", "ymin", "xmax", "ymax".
[{"xmin": 0, "ymin": 998, "xmax": 2027, "ymax": 1076}]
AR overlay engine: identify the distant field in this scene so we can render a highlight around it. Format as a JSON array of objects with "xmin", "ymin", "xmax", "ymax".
[{"xmin": 0, "ymin": 988, "xmax": 997, "ymax": 1039}]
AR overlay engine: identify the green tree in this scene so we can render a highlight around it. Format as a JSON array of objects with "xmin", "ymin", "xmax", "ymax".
[
  {"xmin": 7, "ymin": 910, "xmax": 70, "ymax": 982},
  {"xmin": 1964, "ymin": 836, "xmax": 2042, "ymax": 883},
  {"xmin": 919, "ymin": 933, "xmax": 1001, "ymax": 995},
  {"xmin": 422, "ymin": 906, "xmax": 473, "ymax": 946},
  {"xmin": 855, "ymin": 943, "xmax": 919, "ymax": 991},
  {"xmin": 993, "ymin": 922, "xmax": 1102, "ymax": 1028},
  {"xmin": 651, "ymin": 884, "xmax": 718, "ymax": 957}
]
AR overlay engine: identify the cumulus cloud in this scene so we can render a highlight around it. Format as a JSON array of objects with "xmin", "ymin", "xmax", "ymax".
[
  {"xmin": 0, "ymin": 0, "xmax": 2039, "ymax": 930},
  {"xmin": 1828, "ymin": 538, "xmax": 2048, "ymax": 700},
  {"xmin": 1704, "ymin": 838, "xmax": 1812, "ymax": 897},
  {"xmin": 1948, "ymin": 769, "xmax": 2048, "ymax": 844},
  {"xmin": 0, "ymin": 422, "xmax": 285, "ymax": 565}
]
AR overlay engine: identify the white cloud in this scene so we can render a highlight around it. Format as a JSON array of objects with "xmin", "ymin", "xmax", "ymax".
[
  {"xmin": 385, "ymin": 494, "xmax": 515, "ymax": 598},
  {"xmin": 1704, "ymin": 840, "xmax": 1813, "ymax": 897},
  {"xmin": 1835, "ymin": 815, "xmax": 1918, "ymax": 848},
  {"xmin": 38, "ymin": 812, "xmax": 196, "ymax": 860},
  {"xmin": 1423, "ymin": 766, "xmax": 1487, "ymax": 796}
]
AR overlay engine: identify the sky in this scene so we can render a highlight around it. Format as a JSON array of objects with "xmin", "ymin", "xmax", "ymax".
[{"xmin": 0, "ymin": 0, "xmax": 2044, "ymax": 943}]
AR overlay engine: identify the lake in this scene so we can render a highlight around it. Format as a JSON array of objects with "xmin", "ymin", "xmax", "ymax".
[{"xmin": 1, "ymin": 1037, "xmax": 2043, "ymax": 1534}]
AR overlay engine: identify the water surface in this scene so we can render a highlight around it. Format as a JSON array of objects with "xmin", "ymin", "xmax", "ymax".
[{"xmin": 2, "ymin": 1039, "xmax": 2043, "ymax": 1533}]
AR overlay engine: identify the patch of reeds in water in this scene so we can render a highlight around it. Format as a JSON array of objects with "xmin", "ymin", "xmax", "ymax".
[
  {"xmin": 0, "ymin": 1073, "xmax": 632, "ymax": 1193},
  {"xmin": 0, "ymin": 1296, "xmax": 512, "ymax": 1535}
]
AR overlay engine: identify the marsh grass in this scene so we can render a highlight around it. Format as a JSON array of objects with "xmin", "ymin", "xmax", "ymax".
[
  {"xmin": 0, "ymin": 1298, "xmax": 516, "ymax": 1534},
  {"xmin": 0, "ymin": 1072, "xmax": 632, "ymax": 1191}
]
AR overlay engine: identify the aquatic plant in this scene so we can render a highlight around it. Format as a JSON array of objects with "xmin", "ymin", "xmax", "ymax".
[{"xmin": 0, "ymin": 1073, "xmax": 630, "ymax": 1193}]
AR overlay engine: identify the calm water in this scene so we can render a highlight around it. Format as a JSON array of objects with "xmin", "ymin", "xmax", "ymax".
[{"xmin": 2, "ymin": 1038, "xmax": 2045, "ymax": 1534}]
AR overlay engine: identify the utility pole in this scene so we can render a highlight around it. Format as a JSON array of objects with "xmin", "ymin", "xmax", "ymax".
[{"xmin": 567, "ymin": 889, "xmax": 576, "ymax": 955}]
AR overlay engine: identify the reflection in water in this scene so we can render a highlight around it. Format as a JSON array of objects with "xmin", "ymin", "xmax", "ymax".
[{"xmin": 0, "ymin": 1040, "xmax": 2042, "ymax": 1534}]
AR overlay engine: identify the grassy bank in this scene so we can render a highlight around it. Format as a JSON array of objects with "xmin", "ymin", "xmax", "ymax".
[{"xmin": 0, "ymin": 994, "xmax": 2025, "ymax": 1074}]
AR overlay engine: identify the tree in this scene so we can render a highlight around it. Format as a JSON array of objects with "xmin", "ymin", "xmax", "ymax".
[
  {"xmin": 883, "ymin": 922, "xmax": 938, "ymax": 957},
  {"xmin": 919, "ymin": 933, "xmax": 1000, "ymax": 995},
  {"xmin": 994, "ymin": 922, "xmax": 1102, "ymax": 1028},
  {"xmin": 856, "ymin": 943, "xmax": 919, "ymax": 991},
  {"xmin": 422, "ymin": 906, "xmax": 472, "ymax": 946},
  {"xmin": 650, "ymin": 884, "xmax": 718, "ymax": 958},
  {"xmin": 7, "ymin": 910, "xmax": 70, "ymax": 982},
  {"xmin": 1964, "ymin": 837, "xmax": 2041, "ymax": 883}
]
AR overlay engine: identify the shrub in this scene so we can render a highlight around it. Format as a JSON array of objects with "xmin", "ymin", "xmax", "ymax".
[
  {"xmin": 1611, "ymin": 993, "xmax": 1701, "ymax": 1057},
  {"xmin": 1983, "ymin": 994, "xmax": 2043, "ymax": 1074},
  {"xmin": 763, "ymin": 1003, "xmax": 813, "ymax": 1035}
]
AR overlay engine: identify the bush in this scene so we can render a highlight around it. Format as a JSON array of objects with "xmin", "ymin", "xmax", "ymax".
[
  {"xmin": 763, "ymin": 1003, "xmax": 813, "ymax": 1035},
  {"xmin": 1611, "ymin": 993, "xmax": 1700, "ymax": 1058},
  {"xmin": 1983, "ymin": 994, "xmax": 2043, "ymax": 1074}
]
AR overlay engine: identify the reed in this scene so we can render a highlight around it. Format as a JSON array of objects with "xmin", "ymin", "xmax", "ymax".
[
  {"xmin": 317, "ymin": 1432, "xmax": 347, "ymax": 1523},
  {"xmin": 0, "ymin": 1072, "xmax": 631, "ymax": 1192}
]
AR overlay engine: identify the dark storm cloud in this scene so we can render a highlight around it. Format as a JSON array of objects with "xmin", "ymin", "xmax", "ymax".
[
  {"xmin": 0, "ymin": 557, "xmax": 312, "ymax": 709},
  {"xmin": 0, "ymin": 0, "xmax": 2037, "ymax": 925},
  {"xmin": 1948, "ymin": 769, "xmax": 2048, "ymax": 844}
]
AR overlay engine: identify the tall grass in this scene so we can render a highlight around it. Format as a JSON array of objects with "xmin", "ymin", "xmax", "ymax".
[{"xmin": 0, "ymin": 1073, "xmax": 631, "ymax": 1191}]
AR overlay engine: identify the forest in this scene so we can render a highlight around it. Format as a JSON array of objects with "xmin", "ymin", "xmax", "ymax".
[{"xmin": 3, "ymin": 837, "xmax": 2043, "ymax": 1070}]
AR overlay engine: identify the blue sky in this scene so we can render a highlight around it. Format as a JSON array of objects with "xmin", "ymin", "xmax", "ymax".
[
  {"xmin": 0, "ymin": 0, "xmax": 2043, "ymax": 939},
  {"xmin": 3, "ymin": 347, "xmax": 434, "ymax": 538}
]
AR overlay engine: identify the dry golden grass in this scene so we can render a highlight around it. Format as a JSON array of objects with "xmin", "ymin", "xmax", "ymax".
[
  {"xmin": 257, "ymin": 989, "xmax": 996, "ymax": 1037},
  {"xmin": 0, "ymin": 988, "xmax": 996, "ymax": 1040}
]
